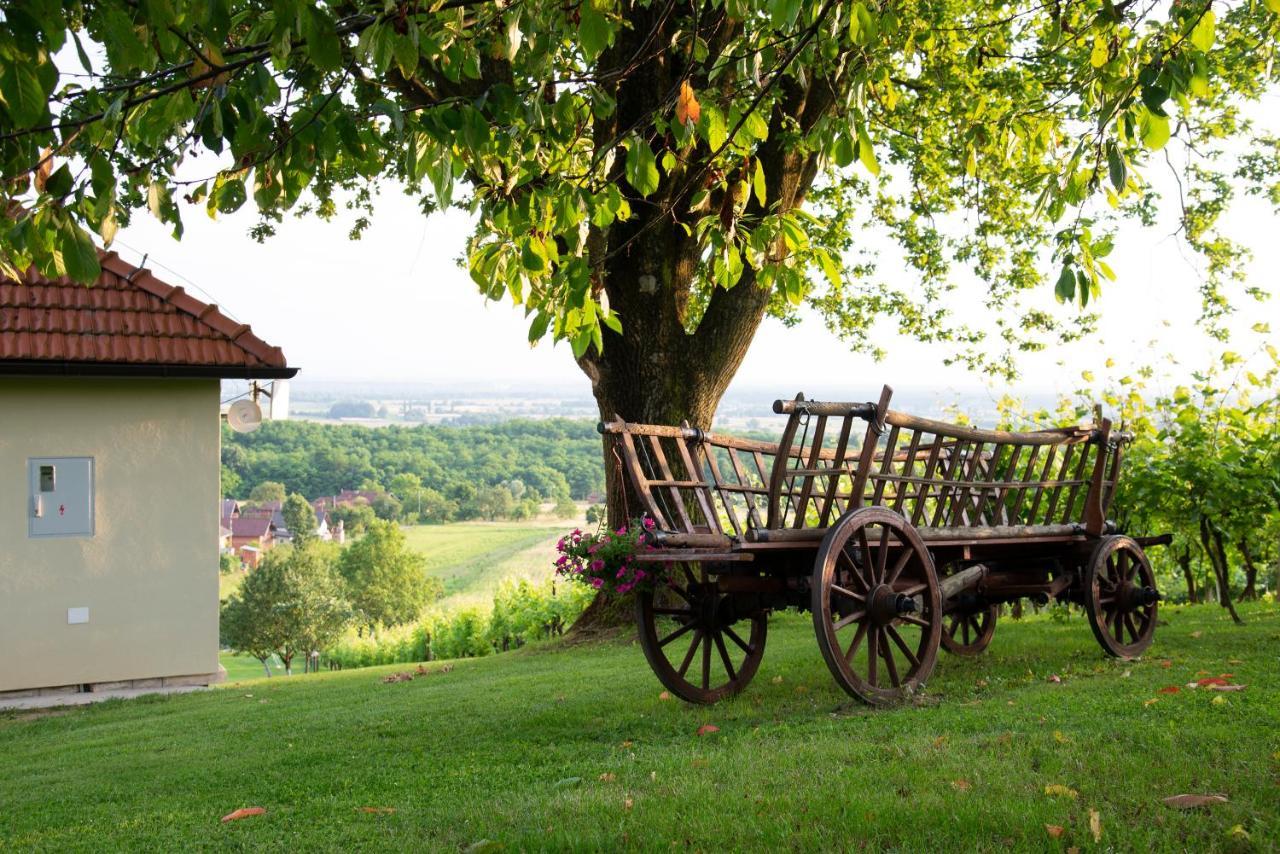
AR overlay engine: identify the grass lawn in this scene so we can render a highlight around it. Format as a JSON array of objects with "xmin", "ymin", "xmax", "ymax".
[
  {"xmin": 403, "ymin": 520, "xmax": 576, "ymax": 610},
  {"xmin": 5, "ymin": 602, "xmax": 1276, "ymax": 851}
]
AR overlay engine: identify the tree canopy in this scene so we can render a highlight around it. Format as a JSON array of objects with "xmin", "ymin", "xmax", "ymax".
[{"xmin": 2, "ymin": 0, "xmax": 1277, "ymax": 384}]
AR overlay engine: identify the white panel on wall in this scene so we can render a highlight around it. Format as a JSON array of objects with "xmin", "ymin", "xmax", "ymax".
[{"xmin": 28, "ymin": 457, "xmax": 95, "ymax": 538}]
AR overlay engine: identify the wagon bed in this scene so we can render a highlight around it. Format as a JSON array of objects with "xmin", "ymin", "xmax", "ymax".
[{"xmin": 600, "ymin": 385, "xmax": 1166, "ymax": 706}]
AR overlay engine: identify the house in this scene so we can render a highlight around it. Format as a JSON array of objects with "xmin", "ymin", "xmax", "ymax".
[
  {"xmin": 229, "ymin": 514, "xmax": 275, "ymax": 554},
  {"xmin": 0, "ymin": 251, "xmax": 296, "ymax": 698}
]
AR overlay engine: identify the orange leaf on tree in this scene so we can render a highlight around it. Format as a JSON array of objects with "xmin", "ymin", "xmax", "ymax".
[
  {"xmin": 221, "ymin": 807, "xmax": 265, "ymax": 823},
  {"xmin": 675, "ymin": 80, "xmax": 701, "ymax": 126}
]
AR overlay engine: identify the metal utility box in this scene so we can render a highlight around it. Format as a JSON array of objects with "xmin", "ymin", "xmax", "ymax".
[{"xmin": 28, "ymin": 456, "xmax": 95, "ymax": 538}]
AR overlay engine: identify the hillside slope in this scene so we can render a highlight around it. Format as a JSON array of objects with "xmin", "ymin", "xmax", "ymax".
[{"xmin": 3, "ymin": 604, "xmax": 1277, "ymax": 850}]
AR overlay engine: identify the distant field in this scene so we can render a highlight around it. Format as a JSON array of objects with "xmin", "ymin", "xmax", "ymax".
[{"xmin": 403, "ymin": 519, "xmax": 581, "ymax": 611}]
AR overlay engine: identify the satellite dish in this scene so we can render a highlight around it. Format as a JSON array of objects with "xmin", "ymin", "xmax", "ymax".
[{"xmin": 227, "ymin": 399, "xmax": 263, "ymax": 433}]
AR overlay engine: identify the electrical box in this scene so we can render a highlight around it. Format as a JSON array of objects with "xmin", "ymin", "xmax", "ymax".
[{"xmin": 28, "ymin": 457, "xmax": 95, "ymax": 538}]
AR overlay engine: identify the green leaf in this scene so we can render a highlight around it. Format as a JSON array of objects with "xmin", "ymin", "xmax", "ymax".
[
  {"xmin": 1139, "ymin": 110, "xmax": 1170, "ymax": 150},
  {"xmin": 624, "ymin": 138, "xmax": 660, "ymax": 197},
  {"xmin": 700, "ymin": 104, "xmax": 726, "ymax": 151},
  {"xmin": 43, "ymin": 164, "xmax": 73, "ymax": 198},
  {"xmin": 527, "ymin": 311, "xmax": 550, "ymax": 343},
  {"xmin": 770, "ymin": 0, "xmax": 801, "ymax": 29},
  {"xmin": 752, "ymin": 159, "xmax": 767, "ymax": 207},
  {"xmin": 857, "ymin": 125, "xmax": 880, "ymax": 177},
  {"xmin": 520, "ymin": 238, "xmax": 549, "ymax": 273},
  {"xmin": 1106, "ymin": 143, "xmax": 1127, "ymax": 191},
  {"xmin": 59, "ymin": 222, "xmax": 101, "ymax": 284},
  {"xmin": 1089, "ymin": 37, "xmax": 1108, "ymax": 68},
  {"xmin": 304, "ymin": 7, "xmax": 342, "ymax": 72},
  {"xmin": 1054, "ymin": 265, "xmax": 1076, "ymax": 303},
  {"xmin": 1188, "ymin": 10, "xmax": 1215, "ymax": 52},
  {"xmin": 578, "ymin": 3, "xmax": 613, "ymax": 62},
  {"xmin": 0, "ymin": 61, "xmax": 49, "ymax": 127},
  {"xmin": 393, "ymin": 34, "xmax": 418, "ymax": 78},
  {"xmin": 832, "ymin": 133, "xmax": 855, "ymax": 168},
  {"xmin": 1266, "ymin": 0, "xmax": 1280, "ymax": 13}
]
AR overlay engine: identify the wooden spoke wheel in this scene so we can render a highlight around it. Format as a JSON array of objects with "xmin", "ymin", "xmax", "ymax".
[
  {"xmin": 635, "ymin": 563, "xmax": 767, "ymax": 704},
  {"xmin": 1084, "ymin": 536, "xmax": 1159, "ymax": 659},
  {"xmin": 941, "ymin": 605, "xmax": 998, "ymax": 657},
  {"xmin": 812, "ymin": 507, "xmax": 942, "ymax": 706}
]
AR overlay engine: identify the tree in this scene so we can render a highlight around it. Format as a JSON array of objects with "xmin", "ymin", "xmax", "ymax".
[
  {"xmin": 328, "ymin": 501, "xmax": 377, "ymax": 537},
  {"xmin": 371, "ymin": 493, "xmax": 403, "ymax": 521},
  {"xmin": 338, "ymin": 519, "xmax": 441, "ymax": 631},
  {"xmin": 283, "ymin": 492, "xmax": 318, "ymax": 545},
  {"xmin": 248, "ymin": 480, "xmax": 286, "ymax": 505},
  {"xmin": 220, "ymin": 541, "xmax": 350, "ymax": 675},
  {"xmin": 5, "ymin": 0, "xmax": 1278, "ymax": 624}
]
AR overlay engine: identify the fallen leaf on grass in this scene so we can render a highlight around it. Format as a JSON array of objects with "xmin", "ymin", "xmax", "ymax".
[
  {"xmin": 1163, "ymin": 794, "xmax": 1228, "ymax": 809},
  {"xmin": 1158, "ymin": 685, "xmax": 1181, "ymax": 695},
  {"xmin": 1190, "ymin": 631, "xmax": 1202, "ymax": 639},
  {"xmin": 1045, "ymin": 784, "xmax": 1078, "ymax": 799},
  {"xmin": 1208, "ymin": 684, "xmax": 1246, "ymax": 692},
  {"xmin": 690, "ymin": 758, "xmax": 709, "ymax": 769},
  {"xmin": 771, "ymin": 675, "xmax": 783, "ymax": 684},
  {"xmin": 932, "ymin": 736, "xmax": 948, "ymax": 749},
  {"xmin": 1045, "ymin": 824, "xmax": 1065, "ymax": 839},
  {"xmin": 553, "ymin": 777, "xmax": 582, "ymax": 789},
  {"xmin": 794, "ymin": 685, "xmax": 809, "ymax": 695},
  {"xmin": 1159, "ymin": 659, "xmax": 1172, "ymax": 668},
  {"xmin": 1047, "ymin": 674, "xmax": 1062, "ymax": 684},
  {"xmin": 1228, "ymin": 658, "xmax": 1244, "ymax": 665},
  {"xmin": 221, "ymin": 807, "xmax": 265, "ymax": 823},
  {"xmin": 696, "ymin": 724, "xmax": 719, "ymax": 736},
  {"xmin": 620, "ymin": 740, "xmax": 633, "ymax": 748},
  {"xmin": 1228, "ymin": 824, "xmax": 1250, "ymax": 840},
  {"xmin": 951, "ymin": 780, "xmax": 971, "ymax": 792},
  {"xmin": 1143, "ymin": 698, "xmax": 1160, "ymax": 707},
  {"xmin": 1053, "ymin": 730, "xmax": 1071, "ymax": 744},
  {"xmin": 1211, "ymin": 695, "xmax": 1228, "ymax": 706},
  {"xmin": 599, "ymin": 773, "xmax": 616, "ymax": 782},
  {"xmin": 658, "ymin": 691, "xmax": 671, "ymax": 701},
  {"xmin": 358, "ymin": 807, "xmax": 396, "ymax": 815},
  {"xmin": 1089, "ymin": 809, "xmax": 1102, "ymax": 842},
  {"xmin": 1195, "ymin": 676, "xmax": 1229, "ymax": 687}
]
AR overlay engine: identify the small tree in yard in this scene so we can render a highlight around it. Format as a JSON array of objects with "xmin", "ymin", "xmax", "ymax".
[
  {"xmin": 283, "ymin": 492, "xmax": 318, "ymax": 545},
  {"xmin": 248, "ymin": 481, "xmax": 287, "ymax": 505},
  {"xmin": 220, "ymin": 541, "xmax": 351, "ymax": 675},
  {"xmin": 339, "ymin": 519, "xmax": 442, "ymax": 633}
]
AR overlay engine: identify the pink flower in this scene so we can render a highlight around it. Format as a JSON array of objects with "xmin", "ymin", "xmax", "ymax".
[
  {"xmin": 556, "ymin": 537, "xmax": 566, "ymax": 551},
  {"xmin": 616, "ymin": 567, "xmax": 627, "ymax": 578},
  {"xmin": 590, "ymin": 559, "xmax": 604, "ymax": 572},
  {"xmin": 591, "ymin": 577, "xmax": 604, "ymax": 589},
  {"xmin": 555, "ymin": 555, "xmax": 568, "ymax": 567},
  {"xmin": 635, "ymin": 570, "xmax": 646, "ymax": 580},
  {"xmin": 616, "ymin": 527, "xmax": 627, "ymax": 536},
  {"xmin": 643, "ymin": 517, "xmax": 655, "ymax": 530}
]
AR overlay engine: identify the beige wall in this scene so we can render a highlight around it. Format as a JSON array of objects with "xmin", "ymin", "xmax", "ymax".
[{"xmin": 0, "ymin": 378, "xmax": 220, "ymax": 691}]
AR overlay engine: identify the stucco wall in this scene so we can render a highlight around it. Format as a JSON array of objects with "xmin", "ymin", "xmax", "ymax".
[{"xmin": 0, "ymin": 378, "xmax": 220, "ymax": 692}]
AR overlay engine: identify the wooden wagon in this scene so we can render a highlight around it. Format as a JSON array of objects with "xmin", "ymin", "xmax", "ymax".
[{"xmin": 599, "ymin": 386, "xmax": 1168, "ymax": 706}]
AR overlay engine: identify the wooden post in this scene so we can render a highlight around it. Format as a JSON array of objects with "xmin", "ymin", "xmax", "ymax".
[{"xmin": 1083, "ymin": 417, "xmax": 1112, "ymax": 535}]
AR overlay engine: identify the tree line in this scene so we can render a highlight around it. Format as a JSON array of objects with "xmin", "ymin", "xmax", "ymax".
[{"xmin": 221, "ymin": 419, "xmax": 605, "ymax": 523}]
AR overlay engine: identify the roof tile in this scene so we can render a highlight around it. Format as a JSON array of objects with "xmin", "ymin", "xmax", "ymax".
[{"xmin": 1, "ymin": 251, "xmax": 292, "ymax": 372}]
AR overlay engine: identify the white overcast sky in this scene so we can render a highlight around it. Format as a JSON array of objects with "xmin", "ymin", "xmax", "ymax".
[{"xmin": 110, "ymin": 119, "xmax": 1279, "ymax": 403}]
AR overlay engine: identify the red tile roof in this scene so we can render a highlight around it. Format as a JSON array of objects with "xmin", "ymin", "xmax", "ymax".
[
  {"xmin": 0, "ymin": 251, "xmax": 296, "ymax": 378},
  {"xmin": 230, "ymin": 515, "xmax": 274, "ymax": 539}
]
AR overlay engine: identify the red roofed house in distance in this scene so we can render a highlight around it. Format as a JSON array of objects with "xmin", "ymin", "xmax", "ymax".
[{"xmin": 0, "ymin": 250, "xmax": 297, "ymax": 700}]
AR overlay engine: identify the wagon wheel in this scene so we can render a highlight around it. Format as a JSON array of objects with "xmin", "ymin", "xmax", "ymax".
[
  {"xmin": 812, "ymin": 507, "xmax": 943, "ymax": 706},
  {"xmin": 941, "ymin": 606, "xmax": 998, "ymax": 657},
  {"xmin": 635, "ymin": 563, "xmax": 767, "ymax": 704},
  {"xmin": 1083, "ymin": 536, "xmax": 1159, "ymax": 659},
  {"xmin": 937, "ymin": 562, "xmax": 997, "ymax": 657}
]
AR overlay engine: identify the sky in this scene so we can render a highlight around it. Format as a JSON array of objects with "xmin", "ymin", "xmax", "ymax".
[{"xmin": 110, "ymin": 128, "xmax": 1280, "ymax": 405}]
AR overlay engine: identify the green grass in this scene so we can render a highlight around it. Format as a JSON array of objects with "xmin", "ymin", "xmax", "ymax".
[
  {"xmin": 3, "ymin": 601, "xmax": 1277, "ymax": 850},
  {"xmin": 403, "ymin": 520, "xmax": 575, "ymax": 610}
]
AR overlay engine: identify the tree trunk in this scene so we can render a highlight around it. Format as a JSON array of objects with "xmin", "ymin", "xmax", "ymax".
[
  {"xmin": 1198, "ymin": 516, "xmax": 1242, "ymax": 624},
  {"xmin": 1177, "ymin": 547, "xmax": 1197, "ymax": 603},
  {"xmin": 260, "ymin": 658, "xmax": 272, "ymax": 678},
  {"xmin": 1238, "ymin": 539, "xmax": 1258, "ymax": 600}
]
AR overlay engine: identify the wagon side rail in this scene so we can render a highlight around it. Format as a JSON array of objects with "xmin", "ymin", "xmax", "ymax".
[
  {"xmin": 766, "ymin": 386, "xmax": 1124, "ymax": 538},
  {"xmin": 597, "ymin": 418, "xmax": 786, "ymax": 549}
]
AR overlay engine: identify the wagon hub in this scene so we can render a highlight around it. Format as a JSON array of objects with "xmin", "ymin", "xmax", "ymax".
[
  {"xmin": 1133, "ymin": 585, "xmax": 1159, "ymax": 607},
  {"xmin": 867, "ymin": 584, "xmax": 920, "ymax": 625}
]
